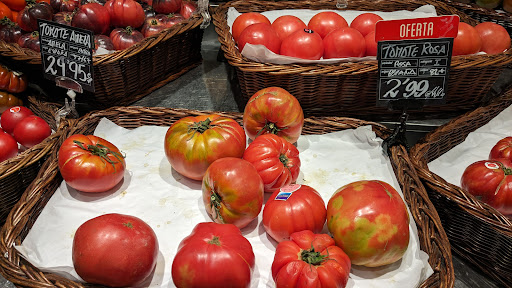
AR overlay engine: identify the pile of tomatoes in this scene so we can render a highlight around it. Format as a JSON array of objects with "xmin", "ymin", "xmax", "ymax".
[
  {"xmin": 0, "ymin": 0, "xmax": 197, "ymax": 52},
  {"xmin": 232, "ymin": 10, "xmax": 511, "ymax": 60}
]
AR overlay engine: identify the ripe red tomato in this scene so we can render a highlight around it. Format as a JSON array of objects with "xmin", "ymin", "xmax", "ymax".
[
  {"xmin": 0, "ymin": 106, "xmax": 33, "ymax": 135},
  {"xmin": 17, "ymin": 31, "xmax": 40, "ymax": 51},
  {"xmin": 109, "ymin": 26, "xmax": 144, "ymax": 50},
  {"xmin": 2, "ymin": 0, "xmax": 25, "ymax": 12},
  {"xmin": 365, "ymin": 30, "xmax": 378, "ymax": 56},
  {"xmin": 237, "ymin": 22, "xmax": 281, "ymax": 54},
  {"xmin": 16, "ymin": 1, "xmax": 53, "ymax": 31},
  {"xmin": 152, "ymin": 0, "xmax": 181, "ymax": 14},
  {"xmin": 271, "ymin": 15, "xmax": 307, "ymax": 41},
  {"xmin": 327, "ymin": 180, "xmax": 410, "ymax": 267},
  {"xmin": 50, "ymin": 0, "xmax": 78, "ymax": 12},
  {"xmin": 271, "ymin": 230, "xmax": 351, "ymax": 288},
  {"xmin": 0, "ymin": 64, "xmax": 28, "ymax": 94},
  {"xmin": 105, "ymin": 0, "xmax": 145, "ymax": 29},
  {"xmin": 164, "ymin": 114, "xmax": 246, "ymax": 181},
  {"xmin": 141, "ymin": 17, "xmax": 166, "ymax": 37},
  {"xmin": 0, "ymin": 18, "xmax": 23, "ymax": 43},
  {"xmin": 350, "ymin": 12, "xmax": 383, "ymax": 37},
  {"xmin": 155, "ymin": 13, "xmax": 184, "ymax": 28},
  {"xmin": 243, "ymin": 86, "xmax": 304, "ymax": 143},
  {"xmin": 72, "ymin": 213, "xmax": 159, "ymax": 287},
  {"xmin": 307, "ymin": 11, "xmax": 348, "ymax": 38},
  {"xmin": 263, "ymin": 184, "xmax": 326, "ymax": 242},
  {"xmin": 13, "ymin": 115, "xmax": 51, "ymax": 148},
  {"xmin": 323, "ymin": 27, "xmax": 365, "ymax": 59},
  {"xmin": 58, "ymin": 134, "xmax": 126, "ymax": 193},
  {"xmin": 52, "ymin": 11, "xmax": 73, "ymax": 26},
  {"xmin": 243, "ymin": 134, "xmax": 301, "ymax": 193},
  {"xmin": 490, "ymin": 137, "xmax": 512, "ymax": 162},
  {"xmin": 0, "ymin": 2, "xmax": 13, "ymax": 21},
  {"xmin": 452, "ymin": 22, "xmax": 482, "ymax": 56},
  {"xmin": 72, "ymin": 3, "xmax": 111, "ymax": 35},
  {"xmin": 179, "ymin": 0, "xmax": 196, "ymax": 19},
  {"xmin": 231, "ymin": 12, "xmax": 270, "ymax": 44},
  {"xmin": 280, "ymin": 29, "xmax": 323, "ymax": 60},
  {"xmin": 93, "ymin": 34, "xmax": 114, "ymax": 51},
  {"xmin": 475, "ymin": 22, "xmax": 511, "ymax": 55},
  {"xmin": 171, "ymin": 222, "xmax": 255, "ymax": 287},
  {"xmin": 202, "ymin": 157, "xmax": 264, "ymax": 228},
  {"xmin": 0, "ymin": 132, "xmax": 18, "ymax": 162}
]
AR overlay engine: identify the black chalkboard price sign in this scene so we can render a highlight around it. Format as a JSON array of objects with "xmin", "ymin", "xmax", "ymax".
[{"xmin": 38, "ymin": 19, "xmax": 94, "ymax": 93}]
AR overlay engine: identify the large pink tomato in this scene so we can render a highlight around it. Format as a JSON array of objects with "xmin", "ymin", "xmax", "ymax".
[
  {"xmin": 164, "ymin": 114, "xmax": 246, "ymax": 181},
  {"xmin": 327, "ymin": 180, "xmax": 410, "ymax": 267}
]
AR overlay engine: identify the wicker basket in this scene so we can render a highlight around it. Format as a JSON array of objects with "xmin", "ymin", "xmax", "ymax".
[
  {"xmin": 0, "ymin": 5, "xmax": 210, "ymax": 110},
  {"xmin": 0, "ymin": 107, "xmax": 453, "ymax": 287},
  {"xmin": 409, "ymin": 87, "xmax": 512, "ymax": 287},
  {"xmin": 213, "ymin": 0, "xmax": 512, "ymax": 121},
  {"xmin": 0, "ymin": 96, "xmax": 62, "ymax": 227}
]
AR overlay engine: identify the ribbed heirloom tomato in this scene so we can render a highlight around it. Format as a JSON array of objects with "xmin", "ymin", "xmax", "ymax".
[{"xmin": 489, "ymin": 137, "xmax": 512, "ymax": 162}]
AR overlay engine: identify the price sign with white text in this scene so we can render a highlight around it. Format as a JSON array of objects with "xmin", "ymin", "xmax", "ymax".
[{"xmin": 38, "ymin": 19, "xmax": 94, "ymax": 93}]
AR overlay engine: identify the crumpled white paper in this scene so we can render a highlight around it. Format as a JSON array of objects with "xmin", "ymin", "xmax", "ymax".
[
  {"xmin": 227, "ymin": 6, "xmax": 439, "ymax": 64},
  {"xmin": 16, "ymin": 118, "xmax": 433, "ymax": 288},
  {"xmin": 428, "ymin": 103, "xmax": 512, "ymax": 187}
]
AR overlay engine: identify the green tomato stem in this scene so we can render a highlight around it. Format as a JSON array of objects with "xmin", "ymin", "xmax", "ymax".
[{"xmin": 73, "ymin": 140, "xmax": 125, "ymax": 172}]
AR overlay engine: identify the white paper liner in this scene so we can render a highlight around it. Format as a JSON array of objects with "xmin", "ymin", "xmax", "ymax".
[
  {"xmin": 15, "ymin": 118, "xmax": 434, "ymax": 288},
  {"xmin": 428, "ymin": 103, "xmax": 512, "ymax": 187}
]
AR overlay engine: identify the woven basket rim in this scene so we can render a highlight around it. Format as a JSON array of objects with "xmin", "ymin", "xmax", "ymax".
[
  {"xmin": 0, "ymin": 106, "xmax": 454, "ymax": 288},
  {"xmin": 213, "ymin": 0, "xmax": 512, "ymax": 74},
  {"xmin": 445, "ymin": 0, "xmax": 512, "ymax": 22}
]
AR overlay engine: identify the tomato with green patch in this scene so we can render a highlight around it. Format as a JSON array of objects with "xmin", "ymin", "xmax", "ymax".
[
  {"xmin": 326, "ymin": 180, "xmax": 410, "ymax": 267},
  {"xmin": 171, "ymin": 222, "xmax": 255, "ymax": 288}
]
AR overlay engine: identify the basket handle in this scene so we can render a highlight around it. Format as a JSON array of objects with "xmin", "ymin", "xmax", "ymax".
[{"xmin": 198, "ymin": 0, "xmax": 211, "ymax": 29}]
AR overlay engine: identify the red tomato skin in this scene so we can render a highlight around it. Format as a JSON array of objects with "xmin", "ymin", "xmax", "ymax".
[
  {"xmin": 475, "ymin": 22, "xmax": 511, "ymax": 55},
  {"xmin": 155, "ymin": 13, "xmax": 185, "ymax": 28},
  {"xmin": 308, "ymin": 11, "xmax": 348, "ymax": 39},
  {"xmin": 72, "ymin": 3, "xmax": 111, "ymax": 35},
  {"xmin": 17, "ymin": 2, "xmax": 53, "ymax": 32},
  {"xmin": 0, "ymin": 65, "xmax": 28, "ymax": 94},
  {"xmin": 171, "ymin": 222, "xmax": 255, "ymax": 288},
  {"xmin": 13, "ymin": 115, "xmax": 51, "ymax": 148},
  {"xmin": 461, "ymin": 160, "xmax": 506, "ymax": 197},
  {"xmin": 232, "ymin": 12, "xmax": 270, "ymax": 44},
  {"xmin": 327, "ymin": 180, "xmax": 410, "ymax": 267},
  {"xmin": 452, "ymin": 22, "xmax": 482, "ymax": 56},
  {"xmin": 323, "ymin": 27, "xmax": 365, "ymax": 59},
  {"xmin": 0, "ymin": 132, "xmax": 18, "ymax": 162},
  {"xmin": 349, "ymin": 12, "xmax": 383, "ymax": 37},
  {"xmin": 237, "ymin": 22, "xmax": 281, "ymax": 54},
  {"xmin": 179, "ymin": 0, "xmax": 196, "ymax": 19},
  {"xmin": 2, "ymin": 0, "xmax": 26, "ymax": 12},
  {"xmin": 272, "ymin": 15, "xmax": 307, "ymax": 41},
  {"xmin": 243, "ymin": 86, "xmax": 304, "ymax": 143},
  {"xmin": 109, "ymin": 26, "xmax": 144, "ymax": 50},
  {"xmin": 263, "ymin": 184, "xmax": 327, "ymax": 242},
  {"xmin": 141, "ymin": 17, "xmax": 166, "ymax": 38},
  {"xmin": 72, "ymin": 213, "xmax": 159, "ymax": 287},
  {"xmin": 58, "ymin": 134, "xmax": 126, "ymax": 193},
  {"xmin": 243, "ymin": 133, "xmax": 301, "ymax": 193},
  {"xmin": 0, "ymin": 106, "xmax": 33, "ymax": 135},
  {"xmin": 164, "ymin": 114, "xmax": 246, "ymax": 181},
  {"xmin": 0, "ymin": 2, "xmax": 13, "ymax": 21},
  {"xmin": 490, "ymin": 137, "xmax": 512, "ymax": 162},
  {"xmin": 364, "ymin": 30, "xmax": 377, "ymax": 56},
  {"xmin": 202, "ymin": 157, "xmax": 264, "ymax": 228},
  {"xmin": 105, "ymin": 0, "xmax": 145, "ymax": 28},
  {"xmin": 280, "ymin": 28, "xmax": 323, "ymax": 60},
  {"xmin": 152, "ymin": 0, "xmax": 181, "ymax": 15},
  {"xmin": 271, "ymin": 230, "xmax": 351, "ymax": 288}
]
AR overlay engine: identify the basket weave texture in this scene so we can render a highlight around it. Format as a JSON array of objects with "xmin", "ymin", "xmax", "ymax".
[
  {"xmin": 0, "ymin": 97, "xmax": 61, "ymax": 227},
  {"xmin": 213, "ymin": 0, "xmax": 512, "ymax": 121},
  {"xmin": 0, "ymin": 107, "xmax": 453, "ymax": 287},
  {"xmin": 409, "ymin": 87, "xmax": 512, "ymax": 287}
]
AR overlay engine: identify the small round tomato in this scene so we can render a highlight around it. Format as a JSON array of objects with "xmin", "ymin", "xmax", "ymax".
[
  {"xmin": 13, "ymin": 115, "xmax": 51, "ymax": 148},
  {"xmin": 452, "ymin": 22, "xmax": 482, "ymax": 56},
  {"xmin": 475, "ymin": 22, "xmax": 511, "ymax": 55},
  {"xmin": 17, "ymin": 1, "xmax": 53, "ymax": 32},
  {"xmin": 0, "ymin": 106, "xmax": 33, "ymax": 135},
  {"xmin": 350, "ymin": 12, "xmax": 383, "ymax": 37},
  {"xmin": 202, "ymin": 157, "xmax": 264, "ymax": 229},
  {"xmin": 237, "ymin": 22, "xmax": 281, "ymax": 54},
  {"xmin": 490, "ymin": 137, "xmax": 512, "ymax": 162},
  {"xmin": 365, "ymin": 30, "xmax": 378, "ymax": 56},
  {"xmin": 308, "ymin": 11, "xmax": 348, "ymax": 38},
  {"xmin": 58, "ymin": 134, "xmax": 126, "ymax": 193},
  {"xmin": 0, "ymin": 132, "xmax": 18, "ymax": 162},
  {"xmin": 271, "ymin": 15, "xmax": 307, "ymax": 41},
  {"xmin": 263, "ymin": 184, "xmax": 326, "ymax": 242},
  {"xmin": 231, "ymin": 12, "xmax": 270, "ymax": 44},
  {"xmin": 280, "ymin": 29, "xmax": 323, "ymax": 60},
  {"xmin": 105, "ymin": 0, "xmax": 145, "ymax": 29},
  {"xmin": 109, "ymin": 26, "xmax": 144, "ymax": 50},
  {"xmin": 72, "ymin": 3, "xmax": 111, "ymax": 35},
  {"xmin": 323, "ymin": 27, "xmax": 365, "ymax": 59}
]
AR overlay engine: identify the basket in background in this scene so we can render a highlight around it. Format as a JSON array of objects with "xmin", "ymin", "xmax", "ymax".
[
  {"xmin": 213, "ymin": 0, "xmax": 512, "ymax": 121},
  {"xmin": 0, "ymin": 107, "xmax": 453, "ymax": 287},
  {"xmin": 409, "ymin": 87, "xmax": 512, "ymax": 287}
]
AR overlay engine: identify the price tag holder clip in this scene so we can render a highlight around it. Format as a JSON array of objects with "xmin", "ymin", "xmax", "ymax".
[{"xmin": 382, "ymin": 109, "xmax": 409, "ymax": 156}]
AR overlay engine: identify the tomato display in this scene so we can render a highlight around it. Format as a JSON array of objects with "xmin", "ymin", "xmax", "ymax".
[
  {"xmin": 271, "ymin": 230, "xmax": 351, "ymax": 288},
  {"xmin": 349, "ymin": 12, "xmax": 382, "ymax": 37},
  {"xmin": 171, "ymin": 222, "xmax": 255, "ymax": 288},
  {"xmin": 231, "ymin": 12, "xmax": 270, "ymax": 44},
  {"xmin": 243, "ymin": 86, "xmax": 304, "ymax": 143},
  {"xmin": 237, "ymin": 22, "xmax": 281, "ymax": 54},
  {"xmin": 243, "ymin": 133, "xmax": 301, "ymax": 193},
  {"xmin": 0, "ymin": 64, "xmax": 27, "ymax": 93},
  {"xmin": 17, "ymin": 31, "xmax": 40, "ymax": 51},
  {"xmin": 50, "ymin": 0, "xmax": 78, "ymax": 12},
  {"xmin": 475, "ymin": 22, "xmax": 511, "ymax": 55},
  {"xmin": 489, "ymin": 137, "xmax": 512, "ymax": 162},
  {"xmin": 280, "ymin": 29, "xmax": 323, "ymax": 60},
  {"xmin": 202, "ymin": 157, "xmax": 264, "ymax": 228},
  {"xmin": 0, "ymin": 132, "xmax": 18, "ymax": 162},
  {"xmin": 0, "ymin": 91, "xmax": 23, "ymax": 113},
  {"xmin": 13, "ymin": 115, "xmax": 51, "ymax": 148},
  {"xmin": 323, "ymin": 27, "xmax": 366, "ymax": 58},
  {"xmin": 152, "ymin": 0, "xmax": 181, "ymax": 14},
  {"xmin": 105, "ymin": 0, "xmax": 145, "ymax": 29},
  {"xmin": 72, "ymin": 3, "xmax": 111, "ymax": 35},
  {"xmin": 263, "ymin": 184, "xmax": 326, "ymax": 242},
  {"xmin": 0, "ymin": 18, "xmax": 23, "ymax": 43},
  {"xmin": 164, "ymin": 114, "xmax": 246, "ymax": 181},
  {"xmin": 58, "ymin": 134, "xmax": 126, "ymax": 193},
  {"xmin": 452, "ymin": 22, "xmax": 482, "ymax": 56},
  {"xmin": 308, "ymin": 11, "xmax": 348, "ymax": 38},
  {"xmin": 179, "ymin": 0, "xmax": 196, "ymax": 19},
  {"xmin": 0, "ymin": 106, "xmax": 33, "ymax": 135},
  {"xmin": 16, "ymin": 1, "xmax": 53, "ymax": 32},
  {"xmin": 271, "ymin": 15, "xmax": 306, "ymax": 41},
  {"xmin": 365, "ymin": 30, "xmax": 377, "ymax": 56},
  {"xmin": 327, "ymin": 180, "xmax": 410, "ymax": 267},
  {"xmin": 72, "ymin": 213, "xmax": 159, "ymax": 287},
  {"xmin": 109, "ymin": 26, "xmax": 144, "ymax": 50}
]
